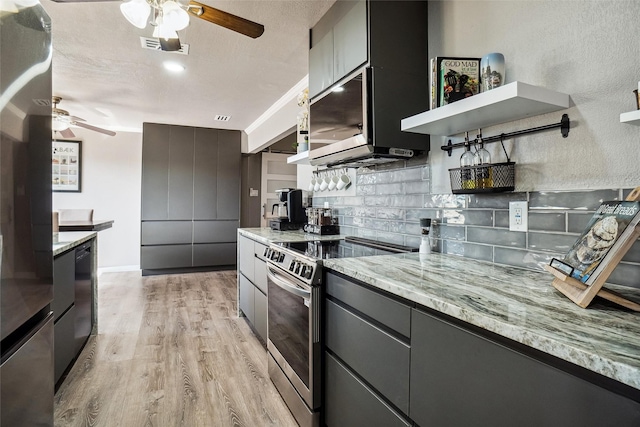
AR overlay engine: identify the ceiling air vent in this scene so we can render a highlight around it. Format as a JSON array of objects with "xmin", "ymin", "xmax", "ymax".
[
  {"xmin": 214, "ymin": 115, "xmax": 232, "ymax": 122},
  {"xmin": 139, "ymin": 37, "xmax": 190, "ymax": 55},
  {"xmin": 33, "ymin": 99, "xmax": 51, "ymax": 107}
]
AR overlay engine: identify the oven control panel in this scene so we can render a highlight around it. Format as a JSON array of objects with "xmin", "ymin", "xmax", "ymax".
[{"xmin": 264, "ymin": 247, "xmax": 317, "ymax": 284}]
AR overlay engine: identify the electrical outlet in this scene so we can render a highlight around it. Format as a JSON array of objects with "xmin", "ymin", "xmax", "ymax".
[{"xmin": 509, "ymin": 201, "xmax": 528, "ymax": 232}]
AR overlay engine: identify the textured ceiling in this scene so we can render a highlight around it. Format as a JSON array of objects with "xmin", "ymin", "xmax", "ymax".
[{"xmin": 41, "ymin": 0, "xmax": 334, "ymax": 134}]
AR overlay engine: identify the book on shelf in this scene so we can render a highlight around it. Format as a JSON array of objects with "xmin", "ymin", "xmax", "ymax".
[
  {"xmin": 429, "ymin": 57, "xmax": 481, "ymax": 108},
  {"xmin": 550, "ymin": 200, "xmax": 640, "ymax": 284}
]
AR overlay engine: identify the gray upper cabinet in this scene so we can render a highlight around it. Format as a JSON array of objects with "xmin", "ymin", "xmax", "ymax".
[
  {"xmin": 193, "ymin": 127, "xmax": 218, "ymax": 220},
  {"xmin": 332, "ymin": 0, "xmax": 367, "ymax": 83},
  {"xmin": 216, "ymin": 130, "xmax": 241, "ymax": 220},
  {"xmin": 141, "ymin": 123, "xmax": 170, "ymax": 220},
  {"xmin": 309, "ymin": 30, "xmax": 334, "ymax": 99},
  {"xmin": 168, "ymin": 126, "xmax": 195, "ymax": 220},
  {"xmin": 141, "ymin": 123, "xmax": 240, "ymax": 272}
]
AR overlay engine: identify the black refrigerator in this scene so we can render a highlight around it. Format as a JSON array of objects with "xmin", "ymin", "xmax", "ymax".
[{"xmin": 0, "ymin": 2, "xmax": 55, "ymax": 426}]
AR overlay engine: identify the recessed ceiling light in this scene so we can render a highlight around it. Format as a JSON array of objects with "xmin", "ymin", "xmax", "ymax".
[
  {"xmin": 163, "ymin": 61, "xmax": 185, "ymax": 73},
  {"xmin": 332, "ymin": 86, "xmax": 344, "ymax": 92}
]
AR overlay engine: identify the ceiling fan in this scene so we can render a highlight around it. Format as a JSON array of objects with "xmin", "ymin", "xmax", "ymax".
[
  {"xmin": 52, "ymin": 96, "xmax": 117, "ymax": 138},
  {"xmin": 51, "ymin": 0, "xmax": 264, "ymax": 50}
]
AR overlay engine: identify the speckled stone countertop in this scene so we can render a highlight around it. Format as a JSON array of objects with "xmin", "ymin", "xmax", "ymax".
[
  {"xmin": 322, "ymin": 252, "xmax": 640, "ymax": 391},
  {"xmin": 53, "ymin": 231, "xmax": 97, "ymax": 256},
  {"xmin": 238, "ymin": 227, "xmax": 346, "ymax": 245}
]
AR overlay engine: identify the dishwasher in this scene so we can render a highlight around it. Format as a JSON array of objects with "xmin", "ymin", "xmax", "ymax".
[{"xmin": 74, "ymin": 242, "xmax": 93, "ymax": 353}]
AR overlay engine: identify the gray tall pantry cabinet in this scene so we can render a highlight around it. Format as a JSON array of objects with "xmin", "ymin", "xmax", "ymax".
[{"xmin": 141, "ymin": 123, "xmax": 241, "ymax": 274}]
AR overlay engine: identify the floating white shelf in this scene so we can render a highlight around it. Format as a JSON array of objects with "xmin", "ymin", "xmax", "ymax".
[
  {"xmin": 620, "ymin": 110, "xmax": 640, "ymax": 125},
  {"xmin": 401, "ymin": 81, "xmax": 570, "ymax": 137},
  {"xmin": 287, "ymin": 150, "xmax": 310, "ymax": 165}
]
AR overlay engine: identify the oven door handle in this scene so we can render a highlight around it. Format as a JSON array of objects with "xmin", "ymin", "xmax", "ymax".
[{"xmin": 266, "ymin": 266, "xmax": 311, "ymax": 299}]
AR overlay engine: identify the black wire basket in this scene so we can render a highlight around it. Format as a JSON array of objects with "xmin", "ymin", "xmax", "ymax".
[{"xmin": 449, "ymin": 162, "xmax": 515, "ymax": 194}]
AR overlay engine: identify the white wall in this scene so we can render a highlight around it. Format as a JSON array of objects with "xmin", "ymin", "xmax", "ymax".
[
  {"xmin": 53, "ymin": 129, "xmax": 142, "ymax": 270},
  {"xmin": 428, "ymin": 0, "xmax": 640, "ymax": 193}
]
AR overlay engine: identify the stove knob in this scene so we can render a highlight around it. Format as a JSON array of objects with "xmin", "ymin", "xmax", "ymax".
[
  {"xmin": 305, "ymin": 267, "xmax": 313, "ymax": 279},
  {"xmin": 279, "ymin": 253, "xmax": 285, "ymax": 262},
  {"xmin": 294, "ymin": 263, "xmax": 301, "ymax": 275},
  {"xmin": 263, "ymin": 247, "xmax": 269, "ymax": 257},
  {"xmin": 270, "ymin": 250, "xmax": 279, "ymax": 260},
  {"xmin": 300, "ymin": 265, "xmax": 307, "ymax": 277},
  {"xmin": 266, "ymin": 249, "xmax": 272, "ymax": 259}
]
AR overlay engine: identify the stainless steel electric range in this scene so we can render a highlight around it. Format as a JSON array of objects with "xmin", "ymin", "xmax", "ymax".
[{"xmin": 264, "ymin": 237, "xmax": 417, "ymax": 427}]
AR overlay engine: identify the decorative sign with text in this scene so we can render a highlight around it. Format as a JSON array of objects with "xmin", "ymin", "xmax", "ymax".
[{"xmin": 52, "ymin": 140, "xmax": 81, "ymax": 192}]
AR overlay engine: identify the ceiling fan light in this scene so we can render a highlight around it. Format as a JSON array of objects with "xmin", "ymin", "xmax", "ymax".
[
  {"xmin": 120, "ymin": 0, "xmax": 151, "ymax": 30},
  {"xmin": 153, "ymin": 22, "xmax": 179, "ymax": 41},
  {"xmin": 52, "ymin": 119, "xmax": 69, "ymax": 132},
  {"xmin": 161, "ymin": 1, "xmax": 189, "ymax": 31}
]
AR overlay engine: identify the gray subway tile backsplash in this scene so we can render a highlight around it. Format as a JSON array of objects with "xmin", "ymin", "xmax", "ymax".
[
  {"xmin": 529, "ymin": 189, "xmax": 619, "ymax": 210},
  {"xmin": 315, "ymin": 161, "xmax": 637, "ymax": 290}
]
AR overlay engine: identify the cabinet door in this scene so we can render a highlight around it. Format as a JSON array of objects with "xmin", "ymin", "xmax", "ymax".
[
  {"xmin": 238, "ymin": 235, "xmax": 255, "ymax": 282},
  {"xmin": 239, "ymin": 274, "xmax": 255, "ymax": 324},
  {"xmin": 141, "ymin": 245, "xmax": 192, "ymax": 270},
  {"xmin": 410, "ymin": 309, "xmax": 640, "ymax": 427},
  {"xmin": 141, "ymin": 221, "xmax": 193, "ymax": 245},
  {"xmin": 326, "ymin": 299, "xmax": 410, "ymax": 414},
  {"xmin": 193, "ymin": 128, "xmax": 218, "ymax": 220},
  {"xmin": 52, "ymin": 249, "xmax": 75, "ymax": 321},
  {"xmin": 193, "ymin": 220, "xmax": 238, "ymax": 244},
  {"xmin": 193, "ymin": 243, "xmax": 236, "ymax": 267},
  {"xmin": 309, "ymin": 30, "xmax": 334, "ymax": 99},
  {"xmin": 325, "ymin": 353, "xmax": 410, "ymax": 427},
  {"xmin": 253, "ymin": 257, "xmax": 267, "ymax": 294},
  {"xmin": 54, "ymin": 306, "xmax": 76, "ymax": 383},
  {"xmin": 216, "ymin": 130, "xmax": 241, "ymax": 220},
  {"xmin": 254, "ymin": 288, "xmax": 267, "ymax": 343},
  {"xmin": 168, "ymin": 125, "xmax": 195, "ymax": 220},
  {"xmin": 333, "ymin": 0, "xmax": 367, "ymax": 82},
  {"xmin": 141, "ymin": 123, "xmax": 170, "ymax": 220}
]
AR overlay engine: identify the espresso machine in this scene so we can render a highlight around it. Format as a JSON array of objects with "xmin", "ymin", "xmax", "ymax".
[{"xmin": 269, "ymin": 188, "xmax": 309, "ymax": 231}]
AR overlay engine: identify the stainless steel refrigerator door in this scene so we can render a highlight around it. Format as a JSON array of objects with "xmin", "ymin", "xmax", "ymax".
[{"xmin": 1, "ymin": 314, "xmax": 54, "ymax": 427}]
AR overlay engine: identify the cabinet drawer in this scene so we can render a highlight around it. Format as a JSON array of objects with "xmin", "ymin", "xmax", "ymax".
[
  {"xmin": 193, "ymin": 243, "xmax": 236, "ymax": 267},
  {"xmin": 141, "ymin": 245, "xmax": 192, "ymax": 269},
  {"xmin": 254, "ymin": 258, "xmax": 267, "ymax": 294},
  {"xmin": 325, "ymin": 352, "xmax": 410, "ymax": 427},
  {"xmin": 52, "ymin": 249, "xmax": 75, "ymax": 321},
  {"xmin": 326, "ymin": 272, "xmax": 411, "ymax": 337},
  {"xmin": 141, "ymin": 221, "xmax": 192, "ymax": 245},
  {"xmin": 254, "ymin": 287, "xmax": 267, "ymax": 343},
  {"xmin": 239, "ymin": 274, "xmax": 255, "ymax": 324},
  {"xmin": 254, "ymin": 241, "xmax": 268, "ymax": 261},
  {"xmin": 238, "ymin": 235, "xmax": 255, "ymax": 282},
  {"xmin": 193, "ymin": 221, "xmax": 238, "ymax": 243},
  {"xmin": 326, "ymin": 299, "xmax": 410, "ymax": 414},
  {"xmin": 54, "ymin": 305, "xmax": 76, "ymax": 384}
]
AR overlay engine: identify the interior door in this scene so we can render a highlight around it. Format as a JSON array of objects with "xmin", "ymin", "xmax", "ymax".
[{"xmin": 260, "ymin": 152, "xmax": 297, "ymax": 227}]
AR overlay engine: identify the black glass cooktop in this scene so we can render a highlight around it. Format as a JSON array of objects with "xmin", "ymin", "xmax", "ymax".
[{"xmin": 275, "ymin": 236, "xmax": 417, "ymax": 260}]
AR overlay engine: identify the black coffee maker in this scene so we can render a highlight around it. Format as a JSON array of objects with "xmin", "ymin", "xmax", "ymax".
[{"xmin": 269, "ymin": 189, "xmax": 309, "ymax": 231}]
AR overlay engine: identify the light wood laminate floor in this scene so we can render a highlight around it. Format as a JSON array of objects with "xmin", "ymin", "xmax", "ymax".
[{"xmin": 54, "ymin": 270, "xmax": 297, "ymax": 427}]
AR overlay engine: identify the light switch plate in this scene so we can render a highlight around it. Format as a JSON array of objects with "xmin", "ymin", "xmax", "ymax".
[{"xmin": 509, "ymin": 201, "xmax": 528, "ymax": 232}]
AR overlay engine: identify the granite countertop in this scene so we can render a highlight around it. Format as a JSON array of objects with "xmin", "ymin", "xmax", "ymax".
[
  {"xmin": 53, "ymin": 231, "xmax": 97, "ymax": 256},
  {"xmin": 322, "ymin": 252, "xmax": 640, "ymax": 391}
]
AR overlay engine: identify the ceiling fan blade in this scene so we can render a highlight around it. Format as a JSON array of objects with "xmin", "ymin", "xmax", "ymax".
[
  {"xmin": 73, "ymin": 121, "xmax": 116, "ymax": 136},
  {"xmin": 69, "ymin": 115, "xmax": 85, "ymax": 122},
  {"xmin": 188, "ymin": 1, "xmax": 264, "ymax": 39},
  {"xmin": 59, "ymin": 128, "xmax": 76, "ymax": 138}
]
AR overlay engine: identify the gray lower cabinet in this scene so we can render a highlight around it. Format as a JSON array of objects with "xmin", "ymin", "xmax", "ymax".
[
  {"xmin": 325, "ymin": 272, "xmax": 411, "ymax": 425},
  {"xmin": 410, "ymin": 308, "xmax": 640, "ymax": 427},
  {"xmin": 141, "ymin": 123, "xmax": 240, "ymax": 272},
  {"xmin": 237, "ymin": 234, "xmax": 268, "ymax": 343},
  {"xmin": 325, "ymin": 353, "xmax": 410, "ymax": 427}
]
